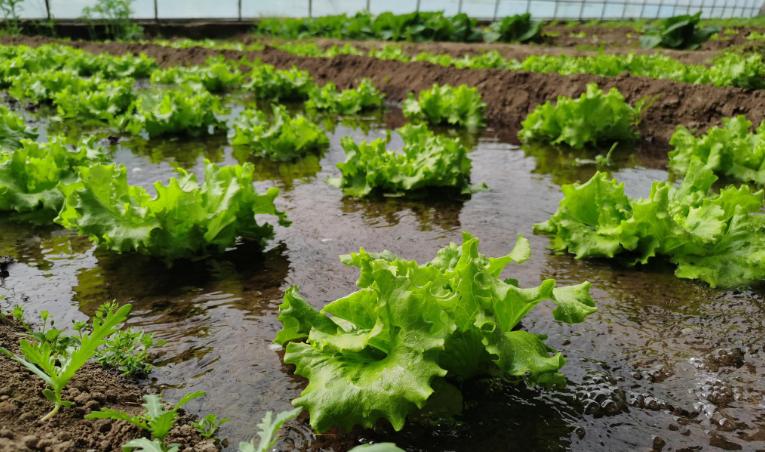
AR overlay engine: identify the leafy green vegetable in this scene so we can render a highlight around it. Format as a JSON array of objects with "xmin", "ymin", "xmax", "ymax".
[
  {"xmin": 150, "ymin": 57, "xmax": 243, "ymax": 93},
  {"xmin": 237, "ymin": 407, "xmax": 406, "ymax": 452},
  {"xmin": 95, "ymin": 327, "xmax": 166, "ymax": 376},
  {"xmin": 0, "ymin": 105, "xmax": 37, "ymax": 149},
  {"xmin": 0, "ymin": 136, "xmax": 107, "ymax": 215},
  {"xmin": 54, "ymin": 78, "xmax": 136, "ymax": 122},
  {"xmin": 483, "ymin": 14, "xmax": 542, "ymax": 43},
  {"xmin": 306, "ymin": 78, "xmax": 385, "ymax": 114},
  {"xmin": 328, "ymin": 124, "xmax": 485, "ymax": 197},
  {"xmin": 640, "ymin": 13, "xmax": 720, "ymax": 50},
  {"xmin": 669, "ymin": 115, "xmax": 765, "ymax": 185},
  {"xmin": 71, "ymin": 51, "xmax": 157, "ymax": 79},
  {"xmin": 244, "ymin": 64, "xmax": 315, "ymax": 101},
  {"xmin": 87, "ymin": 391, "xmax": 205, "ymax": 452},
  {"xmin": 9, "ymin": 70, "xmax": 100, "ymax": 104},
  {"xmin": 192, "ymin": 413, "xmax": 230, "ymax": 441},
  {"xmin": 231, "ymin": 105, "xmax": 329, "ymax": 162},
  {"xmin": 403, "ymin": 84, "xmax": 485, "ymax": 129},
  {"xmin": 0, "ymin": 304, "xmax": 132, "ymax": 421},
  {"xmin": 275, "ymin": 232, "xmax": 595, "ymax": 432},
  {"xmin": 119, "ymin": 88, "xmax": 226, "ymax": 137},
  {"xmin": 519, "ymin": 83, "xmax": 654, "ymax": 149},
  {"xmin": 55, "ymin": 160, "xmax": 289, "ymax": 263},
  {"xmin": 535, "ymin": 158, "xmax": 765, "ymax": 287}
]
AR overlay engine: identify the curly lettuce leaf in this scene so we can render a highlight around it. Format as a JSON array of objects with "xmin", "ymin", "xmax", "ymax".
[
  {"xmin": 402, "ymin": 83, "xmax": 485, "ymax": 129},
  {"xmin": 54, "ymin": 78, "xmax": 136, "ymax": 122},
  {"xmin": 244, "ymin": 64, "xmax": 315, "ymax": 101},
  {"xmin": 150, "ymin": 57, "xmax": 243, "ymax": 93},
  {"xmin": 306, "ymin": 78, "xmax": 385, "ymax": 115},
  {"xmin": 0, "ymin": 105, "xmax": 37, "ymax": 150},
  {"xmin": 119, "ymin": 88, "xmax": 226, "ymax": 138},
  {"xmin": 275, "ymin": 233, "xmax": 595, "ymax": 432},
  {"xmin": 55, "ymin": 160, "xmax": 289, "ymax": 263},
  {"xmin": 328, "ymin": 123, "xmax": 485, "ymax": 197},
  {"xmin": 0, "ymin": 136, "xmax": 107, "ymax": 215},
  {"xmin": 231, "ymin": 105, "xmax": 328, "ymax": 162},
  {"xmin": 519, "ymin": 83, "xmax": 645, "ymax": 149},
  {"xmin": 536, "ymin": 158, "xmax": 765, "ymax": 287}
]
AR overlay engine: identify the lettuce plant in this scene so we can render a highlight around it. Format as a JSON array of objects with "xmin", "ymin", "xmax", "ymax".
[
  {"xmin": 0, "ymin": 136, "xmax": 107, "ymax": 215},
  {"xmin": 669, "ymin": 115, "xmax": 765, "ymax": 185},
  {"xmin": 306, "ymin": 78, "xmax": 385, "ymax": 114},
  {"xmin": 483, "ymin": 13, "xmax": 542, "ymax": 43},
  {"xmin": 275, "ymin": 233, "xmax": 595, "ymax": 432},
  {"xmin": 72, "ymin": 52, "xmax": 158, "ymax": 79},
  {"xmin": 535, "ymin": 159, "xmax": 765, "ymax": 287},
  {"xmin": 403, "ymin": 84, "xmax": 485, "ymax": 129},
  {"xmin": 231, "ymin": 105, "xmax": 329, "ymax": 162},
  {"xmin": 0, "ymin": 304, "xmax": 132, "ymax": 421},
  {"xmin": 54, "ymin": 78, "xmax": 136, "ymax": 122},
  {"xmin": 328, "ymin": 124, "xmax": 485, "ymax": 197},
  {"xmin": 9, "ymin": 70, "xmax": 100, "ymax": 103},
  {"xmin": 55, "ymin": 160, "xmax": 289, "ymax": 263},
  {"xmin": 640, "ymin": 13, "xmax": 719, "ymax": 50},
  {"xmin": 120, "ymin": 88, "xmax": 226, "ymax": 137},
  {"xmin": 87, "ymin": 391, "xmax": 206, "ymax": 452},
  {"xmin": 150, "ymin": 57, "xmax": 243, "ymax": 93},
  {"xmin": 0, "ymin": 104, "xmax": 37, "ymax": 149},
  {"xmin": 244, "ymin": 64, "xmax": 315, "ymax": 101},
  {"xmin": 519, "ymin": 83, "xmax": 654, "ymax": 149}
]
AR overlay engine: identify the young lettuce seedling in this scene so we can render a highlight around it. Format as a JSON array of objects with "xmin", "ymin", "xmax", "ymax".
[
  {"xmin": 87, "ymin": 391, "xmax": 206, "ymax": 452},
  {"xmin": 0, "ymin": 304, "xmax": 132, "ymax": 421},
  {"xmin": 192, "ymin": 413, "xmax": 230, "ymax": 441},
  {"xmin": 238, "ymin": 408, "xmax": 405, "ymax": 452}
]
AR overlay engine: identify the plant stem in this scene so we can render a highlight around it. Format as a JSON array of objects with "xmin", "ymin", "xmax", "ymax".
[{"xmin": 40, "ymin": 403, "xmax": 60, "ymax": 421}]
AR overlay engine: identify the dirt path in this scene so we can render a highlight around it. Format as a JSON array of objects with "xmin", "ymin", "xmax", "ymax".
[
  {"xmin": 0, "ymin": 315, "xmax": 215, "ymax": 452},
  {"xmin": 4, "ymin": 36, "xmax": 765, "ymax": 148}
]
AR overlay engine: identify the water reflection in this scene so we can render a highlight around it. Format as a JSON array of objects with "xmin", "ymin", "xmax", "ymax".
[
  {"xmin": 522, "ymin": 142, "xmax": 640, "ymax": 186},
  {"xmin": 118, "ymin": 135, "xmax": 228, "ymax": 170},
  {"xmin": 339, "ymin": 195, "xmax": 463, "ymax": 233}
]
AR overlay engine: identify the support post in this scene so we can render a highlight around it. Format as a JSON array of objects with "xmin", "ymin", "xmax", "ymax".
[
  {"xmin": 366, "ymin": 0, "xmax": 370, "ymax": 12},
  {"xmin": 238, "ymin": 0, "xmax": 242, "ymax": 21},
  {"xmin": 416, "ymin": 0, "xmax": 421, "ymax": 12},
  {"xmin": 525, "ymin": 0, "xmax": 531, "ymax": 13},
  {"xmin": 154, "ymin": 0, "xmax": 158, "ymax": 22},
  {"xmin": 458, "ymin": 0, "xmax": 464, "ymax": 14},
  {"xmin": 44, "ymin": 0, "xmax": 50, "ymax": 20},
  {"xmin": 309, "ymin": 0, "xmax": 312, "ymax": 17},
  {"xmin": 639, "ymin": 0, "xmax": 648, "ymax": 18},
  {"xmin": 493, "ymin": 0, "xmax": 500, "ymax": 20}
]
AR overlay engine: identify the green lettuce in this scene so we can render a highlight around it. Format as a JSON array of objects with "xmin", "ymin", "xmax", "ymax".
[
  {"xmin": 669, "ymin": 115, "xmax": 765, "ymax": 184},
  {"xmin": 0, "ymin": 136, "xmax": 107, "ymax": 215},
  {"xmin": 535, "ymin": 159, "xmax": 765, "ymax": 287},
  {"xmin": 244, "ymin": 64, "xmax": 315, "ymax": 101},
  {"xmin": 55, "ymin": 160, "xmax": 289, "ymax": 263},
  {"xmin": 483, "ymin": 13, "xmax": 542, "ymax": 43},
  {"xmin": 327, "ymin": 124, "xmax": 485, "ymax": 196},
  {"xmin": 231, "ymin": 105, "xmax": 329, "ymax": 162},
  {"xmin": 54, "ymin": 78, "xmax": 136, "ymax": 122},
  {"xmin": 0, "ymin": 105, "xmax": 37, "ymax": 150},
  {"xmin": 275, "ymin": 232, "xmax": 595, "ymax": 432},
  {"xmin": 640, "ymin": 13, "xmax": 719, "ymax": 50},
  {"xmin": 119, "ymin": 88, "xmax": 227, "ymax": 137},
  {"xmin": 9, "ymin": 70, "xmax": 100, "ymax": 104},
  {"xmin": 403, "ymin": 84, "xmax": 485, "ymax": 129},
  {"xmin": 519, "ymin": 83, "xmax": 652, "ymax": 149},
  {"xmin": 306, "ymin": 78, "xmax": 385, "ymax": 114},
  {"xmin": 150, "ymin": 57, "xmax": 243, "ymax": 93}
]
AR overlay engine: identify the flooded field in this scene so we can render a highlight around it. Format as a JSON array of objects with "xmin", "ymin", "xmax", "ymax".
[{"xmin": 1, "ymin": 97, "xmax": 764, "ymax": 452}]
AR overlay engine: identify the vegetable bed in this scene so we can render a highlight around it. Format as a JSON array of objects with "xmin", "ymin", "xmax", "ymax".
[{"xmin": 1, "ymin": 36, "xmax": 764, "ymax": 452}]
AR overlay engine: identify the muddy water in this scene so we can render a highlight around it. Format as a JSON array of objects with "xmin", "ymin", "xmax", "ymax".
[{"xmin": 1, "ymin": 99, "xmax": 764, "ymax": 452}]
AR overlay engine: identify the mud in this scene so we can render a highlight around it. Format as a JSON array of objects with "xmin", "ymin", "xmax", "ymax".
[
  {"xmin": 0, "ymin": 317, "xmax": 215, "ymax": 452},
  {"xmin": 3, "ymin": 36, "xmax": 765, "ymax": 148}
]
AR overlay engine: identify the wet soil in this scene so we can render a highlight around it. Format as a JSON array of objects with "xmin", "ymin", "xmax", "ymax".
[
  {"xmin": 0, "ymin": 317, "xmax": 216, "ymax": 452},
  {"xmin": 3, "ymin": 36, "xmax": 765, "ymax": 149}
]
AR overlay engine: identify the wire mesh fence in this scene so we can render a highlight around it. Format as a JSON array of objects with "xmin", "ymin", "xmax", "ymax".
[{"xmin": 12, "ymin": 0, "xmax": 765, "ymax": 21}]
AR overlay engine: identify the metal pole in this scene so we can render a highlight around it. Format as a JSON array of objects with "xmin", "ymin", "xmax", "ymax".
[
  {"xmin": 366, "ymin": 0, "xmax": 370, "ymax": 12},
  {"xmin": 639, "ymin": 0, "xmax": 648, "ymax": 18},
  {"xmin": 493, "ymin": 0, "xmax": 500, "ymax": 20},
  {"xmin": 416, "ymin": 0, "xmax": 420, "ymax": 12},
  {"xmin": 525, "ymin": 0, "xmax": 531, "ymax": 14},
  {"xmin": 600, "ymin": 0, "xmax": 607, "ymax": 19},
  {"xmin": 458, "ymin": 0, "xmax": 463, "ymax": 13},
  {"xmin": 238, "ymin": 0, "xmax": 242, "ymax": 21},
  {"xmin": 578, "ymin": 1, "xmax": 585, "ymax": 20},
  {"xmin": 44, "ymin": 0, "xmax": 50, "ymax": 20},
  {"xmin": 154, "ymin": 0, "xmax": 158, "ymax": 22},
  {"xmin": 308, "ymin": 0, "xmax": 312, "ymax": 17},
  {"xmin": 553, "ymin": 0, "xmax": 561, "ymax": 19}
]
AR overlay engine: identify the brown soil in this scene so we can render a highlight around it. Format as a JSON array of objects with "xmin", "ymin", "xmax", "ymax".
[
  {"xmin": 3, "ymin": 36, "xmax": 765, "ymax": 148},
  {"xmin": 0, "ymin": 316, "xmax": 217, "ymax": 452}
]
